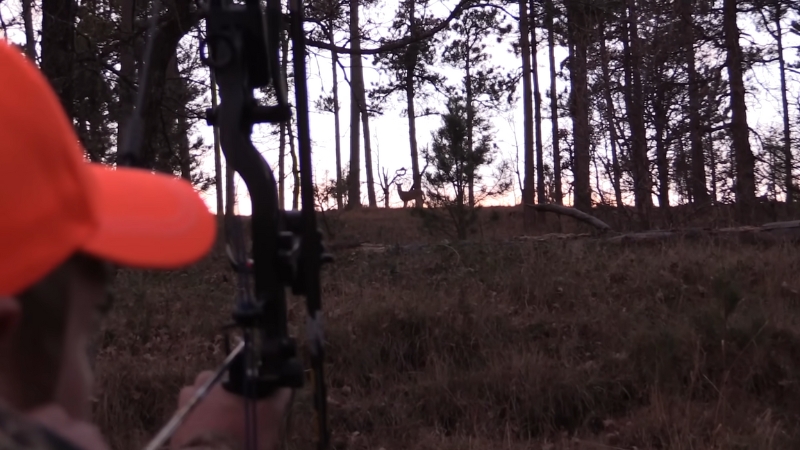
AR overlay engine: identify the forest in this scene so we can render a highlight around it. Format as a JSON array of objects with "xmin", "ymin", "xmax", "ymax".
[
  {"xmin": 6, "ymin": 1, "xmax": 800, "ymax": 448},
  {"xmin": 0, "ymin": 0, "xmax": 799, "ymax": 230}
]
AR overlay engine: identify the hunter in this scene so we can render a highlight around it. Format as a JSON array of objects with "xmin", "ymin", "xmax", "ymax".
[{"xmin": 0, "ymin": 40, "xmax": 290, "ymax": 450}]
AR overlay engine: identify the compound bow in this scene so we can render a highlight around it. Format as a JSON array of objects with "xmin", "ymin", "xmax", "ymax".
[{"xmin": 116, "ymin": 0, "xmax": 331, "ymax": 447}]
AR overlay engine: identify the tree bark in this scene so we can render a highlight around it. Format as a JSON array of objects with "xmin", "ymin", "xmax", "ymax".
[
  {"xmin": 40, "ymin": 0, "xmax": 76, "ymax": 119},
  {"xmin": 530, "ymin": 0, "xmax": 545, "ymax": 205},
  {"xmin": 328, "ymin": 27, "xmax": 344, "ymax": 210},
  {"xmin": 599, "ymin": 18, "xmax": 623, "ymax": 209},
  {"xmin": 137, "ymin": 0, "xmax": 198, "ymax": 170},
  {"xmin": 117, "ymin": 0, "xmax": 135, "ymax": 157},
  {"xmin": 546, "ymin": 0, "xmax": 563, "ymax": 205},
  {"xmin": 622, "ymin": 0, "xmax": 652, "ymax": 227},
  {"xmin": 653, "ymin": 93, "xmax": 669, "ymax": 209},
  {"xmin": 706, "ymin": 90, "xmax": 718, "ymax": 203},
  {"xmin": 465, "ymin": 60, "xmax": 475, "ymax": 207},
  {"xmin": 518, "ymin": 0, "xmax": 535, "ymax": 207},
  {"xmin": 405, "ymin": 76, "xmax": 423, "ymax": 205},
  {"xmin": 288, "ymin": 114, "xmax": 300, "ymax": 210},
  {"xmin": 279, "ymin": 125, "xmax": 286, "ymax": 210},
  {"xmin": 681, "ymin": 0, "xmax": 709, "ymax": 205},
  {"xmin": 280, "ymin": 29, "xmax": 289, "ymax": 209},
  {"xmin": 210, "ymin": 69, "xmax": 223, "ymax": 218},
  {"xmin": 565, "ymin": 0, "xmax": 591, "ymax": 212},
  {"xmin": 722, "ymin": 0, "xmax": 756, "ymax": 221},
  {"xmin": 347, "ymin": 0, "xmax": 363, "ymax": 209},
  {"xmin": 168, "ymin": 53, "xmax": 191, "ymax": 180},
  {"xmin": 361, "ymin": 106, "xmax": 378, "ymax": 207},
  {"xmin": 771, "ymin": 1, "xmax": 793, "ymax": 202},
  {"xmin": 21, "ymin": 0, "xmax": 37, "ymax": 60},
  {"xmin": 406, "ymin": 1, "xmax": 423, "ymax": 207}
]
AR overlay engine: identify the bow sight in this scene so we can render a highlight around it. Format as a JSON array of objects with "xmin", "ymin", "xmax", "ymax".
[{"xmin": 135, "ymin": 0, "xmax": 332, "ymax": 448}]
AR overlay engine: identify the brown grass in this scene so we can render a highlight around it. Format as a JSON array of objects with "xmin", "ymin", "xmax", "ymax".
[{"xmin": 93, "ymin": 206, "xmax": 800, "ymax": 450}]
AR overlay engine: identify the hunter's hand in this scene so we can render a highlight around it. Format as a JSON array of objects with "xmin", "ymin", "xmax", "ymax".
[
  {"xmin": 169, "ymin": 371, "xmax": 292, "ymax": 450},
  {"xmin": 25, "ymin": 405, "xmax": 111, "ymax": 450}
]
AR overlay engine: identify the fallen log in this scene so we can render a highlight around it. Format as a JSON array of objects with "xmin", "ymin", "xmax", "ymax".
[
  {"xmin": 761, "ymin": 220, "xmax": 800, "ymax": 230},
  {"xmin": 525, "ymin": 203, "xmax": 614, "ymax": 232},
  {"xmin": 327, "ymin": 220, "xmax": 800, "ymax": 256}
]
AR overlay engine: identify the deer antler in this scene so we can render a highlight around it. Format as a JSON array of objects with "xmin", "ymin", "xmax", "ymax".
[{"xmin": 390, "ymin": 167, "xmax": 407, "ymax": 187}]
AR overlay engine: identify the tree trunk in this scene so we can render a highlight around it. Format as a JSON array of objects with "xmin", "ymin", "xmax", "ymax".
[
  {"xmin": 546, "ymin": 0, "xmax": 563, "ymax": 205},
  {"xmin": 21, "ymin": 0, "xmax": 37, "ymax": 60},
  {"xmin": 224, "ymin": 24, "xmax": 235, "ymax": 217},
  {"xmin": 623, "ymin": 0, "xmax": 652, "ymax": 227},
  {"xmin": 117, "ymin": 0, "xmax": 135, "ymax": 156},
  {"xmin": 347, "ymin": 0, "xmax": 363, "ymax": 209},
  {"xmin": 279, "ymin": 123, "xmax": 287, "ymax": 209},
  {"xmin": 465, "ymin": 61, "xmax": 475, "ymax": 207},
  {"xmin": 329, "ymin": 27, "xmax": 344, "ymax": 210},
  {"xmin": 654, "ymin": 95, "xmax": 669, "ymax": 209},
  {"xmin": 723, "ymin": 0, "xmax": 756, "ymax": 221},
  {"xmin": 210, "ymin": 70, "xmax": 223, "ymax": 218},
  {"xmin": 565, "ymin": 0, "xmax": 591, "ymax": 212},
  {"xmin": 287, "ymin": 114, "xmax": 300, "ymax": 210},
  {"xmin": 361, "ymin": 106, "xmax": 377, "ymax": 207},
  {"xmin": 406, "ymin": 1, "xmax": 423, "ymax": 207},
  {"xmin": 405, "ymin": 75, "xmax": 422, "ymax": 204},
  {"xmin": 772, "ymin": 2, "xmax": 793, "ymax": 203},
  {"xmin": 682, "ymin": 0, "xmax": 709, "ymax": 205},
  {"xmin": 168, "ymin": 53, "xmax": 191, "ymax": 180},
  {"xmin": 518, "ymin": 0, "xmax": 535, "ymax": 207},
  {"xmin": 137, "ymin": 3, "xmax": 198, "ymax": 170},
  {"xmin": 40, "ymin": 0, "xmax": 76, "ymax": 119},
  {"xmin": 706, "ymin": 90, "xmax": 718, "ymax": 203},
  {"xmin": 280, "ymin": 29, "xmax": 289, "ymax": 209},
  {"xmin": 530, "ymin": 0, "xmax": 545, "ymax": 205},
  {"xmin": 599, "ymin": 18, "xmax": 623, "ymax": 209},
  {"xmin": 219, "ymin": 10, "xmax": 234, "ymax": 217}
]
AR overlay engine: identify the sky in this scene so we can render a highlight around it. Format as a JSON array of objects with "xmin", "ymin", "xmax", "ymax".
[{"xmin": 1, "ymin": 0, "xmax": 797, "ymax": 215}]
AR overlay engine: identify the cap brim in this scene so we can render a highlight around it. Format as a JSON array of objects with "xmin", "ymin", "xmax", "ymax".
[{"xmin": 80, "ymin": 165, "xmax": 216, "ymax": 269}]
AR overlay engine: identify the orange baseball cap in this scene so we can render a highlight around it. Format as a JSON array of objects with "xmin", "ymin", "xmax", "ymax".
[{"xmin": 0, "ymin": 39, "xmax": 217, "ymax": 296}]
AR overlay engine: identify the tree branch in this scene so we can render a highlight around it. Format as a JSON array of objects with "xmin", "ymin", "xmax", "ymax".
[{"xmin": 305, "ymin": 0, "xmax": 473, "ymax": 55}]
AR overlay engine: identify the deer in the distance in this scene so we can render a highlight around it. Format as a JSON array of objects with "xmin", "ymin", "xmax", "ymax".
[{"xmin": 397, "ymin": 183, "xmax": 424, "ymax": 208}]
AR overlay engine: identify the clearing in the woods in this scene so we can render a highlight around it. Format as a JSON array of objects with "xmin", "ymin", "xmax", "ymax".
[{"xmin": 94, "ymin": 206, "xmax": 800, "ymax": 450}]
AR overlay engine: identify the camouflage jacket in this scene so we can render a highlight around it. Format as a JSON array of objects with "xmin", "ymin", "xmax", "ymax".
[
  {"xmin": 0, "ymin": 403, "xmax": 237, "ymax": 450},
  {"xmin": 0, "ymin": 403, "xmax": 80, "ymax": 450}
]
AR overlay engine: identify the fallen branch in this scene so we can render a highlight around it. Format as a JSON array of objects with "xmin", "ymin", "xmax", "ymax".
[{"xmin": 525, "ymin": 203, "xmax": 614, "ymax": 232}]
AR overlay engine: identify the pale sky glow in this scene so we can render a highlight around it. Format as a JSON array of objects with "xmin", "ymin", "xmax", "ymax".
[{"xmin": 1, "ymin": 0, "xmax": 797, "ymax": 215}]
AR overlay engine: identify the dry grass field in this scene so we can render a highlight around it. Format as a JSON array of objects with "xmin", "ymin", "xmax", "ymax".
[{"xmin": 93, "ymin": 205, "xmax": 800, "ymax": 450}]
